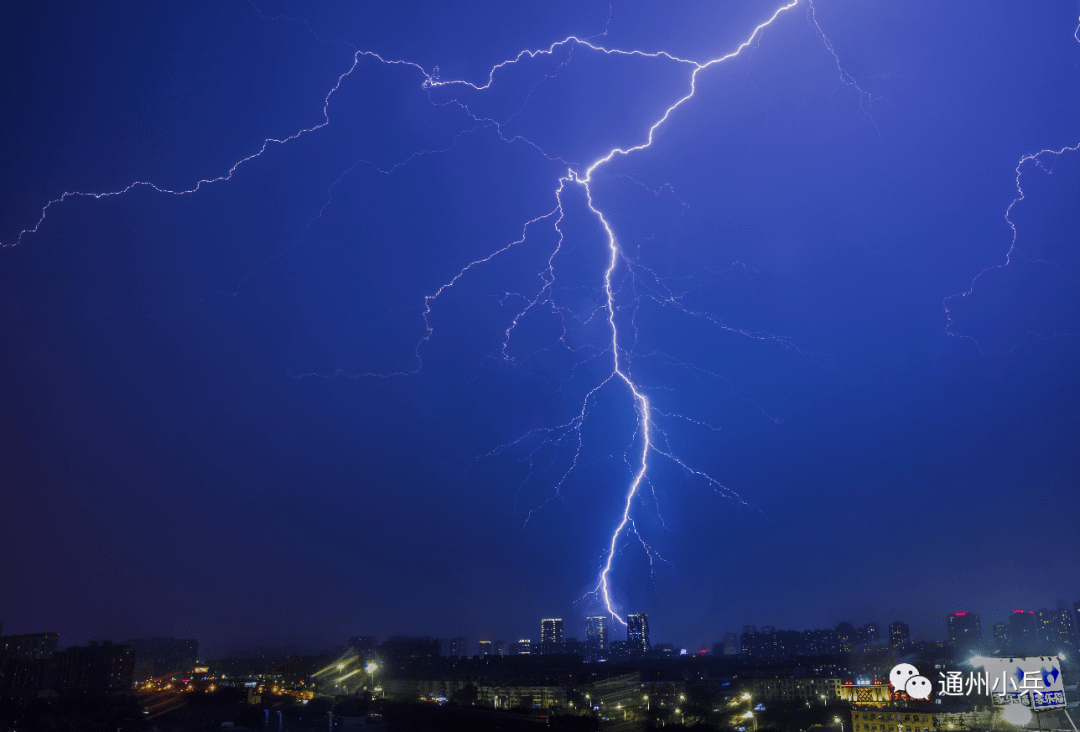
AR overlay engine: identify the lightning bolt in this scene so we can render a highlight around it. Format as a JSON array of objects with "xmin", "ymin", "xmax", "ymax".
[
  {"xmin": 421, "ymin": 0, "xmax": 817, "ymax": 624},
  {"xmin": 4, "ymin": 0, "xmax": 869, "ymax": 626},
  {"xmin": 576, "ymin": 2, "xmax": 802, "ymax": 623},
  {"xmin": 943, "ymin": 15, "xmax": 1080, "ymax": 354},
  {"xmin": 425, "ymin": 0, "xmax": 820, "ymax": 625},
  {"xmin": 943, "ymin": 142, "xmax": 1080, "ymax": 353}
]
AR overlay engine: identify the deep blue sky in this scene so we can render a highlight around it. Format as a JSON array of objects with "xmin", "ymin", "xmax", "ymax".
[{"xmin": 2, "ymin": 1, "xmax": 1079, "ymax": 658}]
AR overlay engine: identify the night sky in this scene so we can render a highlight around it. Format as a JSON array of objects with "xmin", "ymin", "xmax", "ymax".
[{"xmin": 3, "ymin": 1, "xmax": 1080, "ymax": 659}]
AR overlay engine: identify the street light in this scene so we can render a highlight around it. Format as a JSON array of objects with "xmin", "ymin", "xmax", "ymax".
[
  {"xmin": 365, "ymin": 661, "xmax": 378, "ymax": 694},
  {"xmin": 644, "ymin": 695, "xmax": 650, "ymax": 711},
  {"xmin": 835, "ymin": 716, "xmax": 844, "ymax": 732},
  {"xmin": 741, "ymin": 693, "xmax": 754, "ymax": 722}
]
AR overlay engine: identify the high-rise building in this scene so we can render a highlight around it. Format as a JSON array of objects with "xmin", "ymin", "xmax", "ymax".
[
  {"xmin": 739, "ymin": 628, "xmax": 839, "ymax": 659},
  {"xmin": 439, "ymin": 637, "xmax": 468, "ymax": 657},
  {"xmin": 742, "ymin": 625, "xmax": 757, "ymax": 635},
  {"xmin": 1036, "ymin": 609, "xmax": 1053, "ymax": 640},
  {"xmin": 57, "ymin": 642, "xmax": 135, "ymax": 694},
  {"xmin": 947, "ymin": 612, "xmax": 982, "ymax": 654},
  {"xmin": 1009, "ymin": 610, "xmax": 1037, "ymax": 654},
  {"xmin": 123, "ymin": 637, "xmax": 199, "ymax": 683},
  {"xmin": 1035, "ymin": 608, "xmax": 1079, "ymax": 653},
  {"xmin": 0, "ymin": 641, "xmax": 135, "ymax": 700},
  {"xmin": 864, "ymin": 623, "xmax": 881, "ymax": 643},
  {"xmin": 627, "ymin": 614, "xmax": 649, "ymax": 654},
  {"xmin": 607, "ymin": 640, "xmax": 629, "ymax": 661},
  {"xmin": 1059, "ymin": 606, "xmax": 1080, "ymax": 650},
  {"xmin": 379, "ymin": 636, "xmax": 439, "ymax": 663},
  {"xmin": 540, "ymin": 619, "xmax": 563, "ymax": 653},
  {"xmin": 723, "ymin": 632, "xmax": 739, "ymax": 655},
  {"xmin": 835, "ymin": 622, "xmax": 856, "ymax": 652},
  {"xmin": 586, "ymin": 616, "xmax": 609, "ymax": 652},
  {"xmin": 804, "ymin": 628, "xmax": 839, "ymax": 656},
  {"xmin": 0, "ymin": 632, "xmax": 60, "ymax": 660},
  {"xmin": 511, "ymin": 639, "xmax": 532, "ymax": 656},
  {"xmin": 563, "ymin": 637, "xmax": 582, "ymax": 656},
  {"xmin": 741, "ymin": 630, "xmax": 765, "ymax": 658},
  {"xmin": 494, "ymin": 640, "xmax": 507, "ymax": 656},
  {"xmin": 478, "ymin": 640, "xmax": 492, "ymax": 657},
  {"xmin": 348, "ymin": 636, "xmax": 378, "ymax": 660},
  {"xmin": 889, "ymin": 621, "xmax": 910, "ymax": 646},
  {"xmin": 993, "ymin": 622, "xmax": 1011, "ymax": 649}
]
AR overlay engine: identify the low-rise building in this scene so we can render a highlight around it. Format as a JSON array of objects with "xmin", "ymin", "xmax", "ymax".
[
  {"xmin": 851, "ymin": 709, "xmax": 936, "ymax": 732},
  {"xmin": 837, "ymin": 681, "xmax": 892, "ymax": 706},
  {"xmin": 748, "ymin": 677, "xmax": 843, "ymax": 704},
  {"xmin": 850, "ymin": 707, "xmax": 996, "ymax": 732},
  {"xmin": 478, "ymin": 684, "xmax": 566, "ymax": 709}
]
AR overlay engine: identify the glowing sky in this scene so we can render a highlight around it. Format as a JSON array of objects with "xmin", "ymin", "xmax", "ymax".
[{"xmin": 2, "ymin": 1, "xmax": 1079, "ymax": 657}]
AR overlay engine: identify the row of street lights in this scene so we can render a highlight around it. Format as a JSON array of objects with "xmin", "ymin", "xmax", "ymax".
[{"xmin": 736, "ymin": 692, "xmax": 843, "ymax": 732}]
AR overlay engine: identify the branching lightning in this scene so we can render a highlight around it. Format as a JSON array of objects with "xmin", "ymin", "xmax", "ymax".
[
  {"xmin": 427, "ymin": 0, "xmax": 817, "ymax": 624},
  {"xmin": 5, "ymin": 0, "xmax": 879, "ymax": 625},
  {"xmin": 941, "ymin": 14, "xmax": 1080, "ymax": 354}
]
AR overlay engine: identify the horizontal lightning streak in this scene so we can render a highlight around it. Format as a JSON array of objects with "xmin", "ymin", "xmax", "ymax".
[{"xmin": 2, "ymin": 48, "xmax": 394, "ymax": 248}]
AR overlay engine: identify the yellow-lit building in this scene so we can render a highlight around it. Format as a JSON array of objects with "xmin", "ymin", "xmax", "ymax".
[
  {"xmin": 837, "ymin": 682, "xmax": 892, "ymax": 705},
  {"xmin": 850, "ymin": 708, "xmax": 995, "ymax": 732},
  {"xmin": 479, "ymin": 684, "xmax": 566, "ymax": 709},
  {"xmin": 748, "ymin": 677, "xmax": 843, "ymax": 704},
  {"xmin": 850, "ymin": 710, "xmax": 935, "ymax": 732}
]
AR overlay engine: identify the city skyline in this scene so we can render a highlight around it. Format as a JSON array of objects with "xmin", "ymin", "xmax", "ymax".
[
  {"xmin": 7, "ymin": 595, "xmax": 1080, "ymax": 661},
  {"xmin": 3, "ymin": 0, "xmax": 1080, "ymax": 658}
]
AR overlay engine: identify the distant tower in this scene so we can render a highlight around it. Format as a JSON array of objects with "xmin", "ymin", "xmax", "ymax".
[
  {"xmin": 993, "ymin": 622, "xmax": 1011, "ymax": 649},
  {"xmin": 348, "ymin": 636, "xmax": 378, "ymax": 660},
  {"xmin": 947, "ymin": 612, "xmax": 982, "ymax": 654},
  {"xmin": 1034, "ymin": 608, "xmax": 1077, "ymax": 653},
  {"xmin": 541, "ymin": 619, "xmax": 564, "ymax": 647},
  {"xmin": 1009, "ymin": 610, "xmax": 1036, "ymax": 654},
  {"xmin": 889, "ymin": 621, "xmax": 910, "ymax": 646},
  {"xmin": 586, "ymin": 616, "xmax": 609, "ymax": 652},
  {"xmin": 1056, "ymin": 607, "xmax": 1080, "ymax": 650},
  {"xmin": 627, "ymin": 614, "xmax": 650, "ymax": 654},
  {"xmin": 478, "ymin": 640, "xmax": 492, "ymax": 657},
  {"xmin": 835, "ymin": 621, "xmax": 856, "ymax": 652},
  {"xmin": 439, "ymin": 637, "xmax": 468, "ymax": 657},
  {"xmin": 722, "ymin": 632, "xmax": 739, "ymax": 655}
]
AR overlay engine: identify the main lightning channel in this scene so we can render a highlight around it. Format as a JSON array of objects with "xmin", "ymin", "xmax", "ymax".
[{"xmin": 565, "ymin": 0, "xmax": 802, "ymax": 625}]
